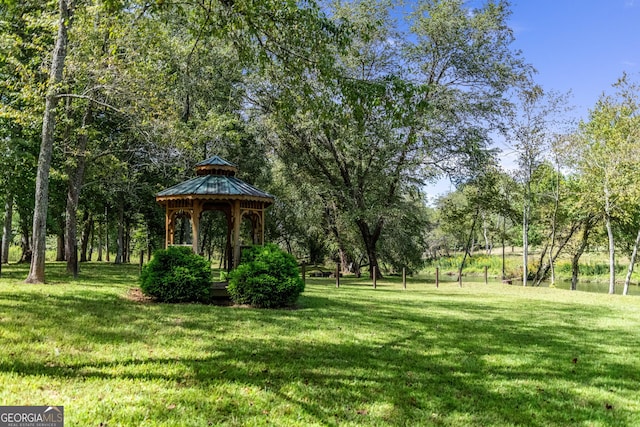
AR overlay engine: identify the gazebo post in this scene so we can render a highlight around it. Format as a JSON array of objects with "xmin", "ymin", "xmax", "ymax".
[
  {"xmin": 164, "ymin": 209, "xmax": 171, "ymax": 249},
  {"xmin": 232, "ymin": 200, "xmax": 242, "ymax": 268},
  {"xmin": 226, "ymin": 211, "xmax": 233, "ymax": 271},
  {"xmin": 260, "ymin": 210, "xmax": 265, "ymax": 245},
  {"xmin": 191, "ymin": 201, "xmax": 202, "ymax": 254}
]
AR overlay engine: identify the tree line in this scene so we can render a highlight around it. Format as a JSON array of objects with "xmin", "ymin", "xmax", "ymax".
[
  {"xmin": 1, "ymin": 0, "xmax": 637, "ymax": 293},
  {"xmin": 433, "ymin": 76, "xmax": 640, "ymax": 295}
]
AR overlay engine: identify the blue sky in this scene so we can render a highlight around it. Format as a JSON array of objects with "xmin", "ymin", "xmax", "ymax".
[
  {"xmin": 421, "ymin": 0, "xmax": 640, "ymax": 199},
  {"xmin": 509, "ymin": 0, "xmax": 640, "ymax": 119}
]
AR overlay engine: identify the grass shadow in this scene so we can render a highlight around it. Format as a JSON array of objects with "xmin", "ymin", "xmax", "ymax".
[{"xmin": 0, "ymin": 263, "xmax": 638, "ymax": 425}]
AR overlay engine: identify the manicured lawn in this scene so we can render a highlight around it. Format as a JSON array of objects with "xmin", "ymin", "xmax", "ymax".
[{"xmin": 1, "ymin": 262, "xmax": 639, "ymax": 426}]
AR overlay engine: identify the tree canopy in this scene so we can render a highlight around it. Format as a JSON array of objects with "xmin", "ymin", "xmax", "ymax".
[{"xmin": 1, "ymin": 0, "xmax": 639, "ymax": 294}]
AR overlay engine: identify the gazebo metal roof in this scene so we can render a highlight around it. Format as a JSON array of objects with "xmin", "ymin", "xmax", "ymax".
[{"xmin": 156, "ymin": 174, "xmax": 273, "ymax": 202}]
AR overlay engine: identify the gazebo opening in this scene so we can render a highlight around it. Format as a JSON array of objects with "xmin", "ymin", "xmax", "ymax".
[
  {"xmin": 198, "ymin": 210, "xmax": 230, "ymax": 268},
  {"xmin": 172, "ymin": 214, "xmax": 193, "ymax": 246},
  {"xmin": 156, "ymin": 156, "xmax": 274, "ymax": 270}
]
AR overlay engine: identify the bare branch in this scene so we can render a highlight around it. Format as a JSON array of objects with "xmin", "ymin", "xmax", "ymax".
[{"xmin": 56, "ymin": 93, "xmax": 125, "ymax": 115}]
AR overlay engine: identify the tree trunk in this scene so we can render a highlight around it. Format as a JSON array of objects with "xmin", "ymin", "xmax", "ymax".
[
  {"xmin": 623, "ymin": 227, "xmax": 640, "ymax": 295},
  {"xmin": 2, "ymin": 193, "xmax": 13, "ymax": 264},
  {"xmin": 115, "ymin": 199, "xmax": 124, "ymax": 264},
  {"xmin": 570, "ymin": 254, "xmax": 580, "ymax": 291},
  {"xmin": 549, "ymin": 162, "xmax": 560, "ymax": 285},
  {"xmin": 533, "ymin": 241, "xmax": 549, "ymax": 285},
  {"xmin": 533, "ymin": 223, "xmax": 580, "ymax": 286},
  {"xmin": 326, "ymin": 202, "xmax": 354, "ymax": 274},
  {"xmin": 482, "ymin": 212, "xmax": 490, "ymax": 254},
  {"xmin": 65, "ymin": 225, "xmax": 78, "ymax": 275},
  {"xmin": 88, "ymin": 219, "xmax": 95, "ymax": 261},
  {"xmin": 458, "ymin": 206, "xmax": 479, "ymax": 281},
  {"xmin": 56, "ymin": 232, "xmax": 65, "ymax": 261},
  {"xmin": 571, "ymin": 217, "xmax": 594, "ymax": 291},
  {"xmin": 125, "ymin": 219, "xmax": 131, "ymax": 263},
  {"xmin": 356, "ymin": 218, "xmax": 383, "ymax": 279},
  {"xmin": 176, "ymin": 217, "xmax": 184, "ymax": 244},
  {"xmin": 604, "ymin": 187, "xmax": 615, "ymax": 294},
  {"xmin": 19, "ymin": 223, "xmax": 31, "ymax": 264},
  {"xmin": 501, "ymin": 216, "xmax": 506, "ymax": 280},
  {"xmin": 352, "ymin": 257, "xmax": 363, "ymax": 278},
  {"xmin": 338, "ymin": 248, "xmax": 347, "ymax": 273},
  {"xmin": 97, "ymin": 218, "xmax": 103, "ymax": 262},
  {"xmin": 105, "ymin": 205, "xmax": 110, "ymax": 262},
  {"xmin": 26, "ymin": 0, "xmax": 73, "ymax": 284},
  {"xmin": 65, "ymin": 103, "xmax": 92, "ymax": 273},
  {"xmin": 200, "ymin": 222, "xmax": 209, "ymax": 257},
  {"xmin": 80, "ymin": 211, "xmax": 92, "ymax": 262},
  {"xmin": 522, "ymin": 197, "xmax": 529, "ymax": 287},
  {"xmin": 219, "ymin": 246, "xmax": 225, "ymax": 269}
]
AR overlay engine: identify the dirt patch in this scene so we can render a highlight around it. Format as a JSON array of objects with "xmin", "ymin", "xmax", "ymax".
[
  {"xmin": 124, "ymin": 288, "xmax": 233, "ymax": 306},
  {"xmin": 125, "ymin": 288, "xmax": 156, "ymax": 304}
]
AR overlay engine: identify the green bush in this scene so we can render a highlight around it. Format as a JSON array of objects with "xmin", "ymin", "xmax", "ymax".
[
  {"xmin": 140, "ymin": 246, "xmax": 213, "ymax": 303},
  {"xmin": 227, "ymin": 244, "xmax": 304, "ymax": 308}
]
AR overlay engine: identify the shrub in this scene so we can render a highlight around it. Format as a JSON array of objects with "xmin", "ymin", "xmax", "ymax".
[
  {"xmin": 140, "ymin": 246, "xmax": 213, "ymax": 303},
  {"xmin": 227, "ymin": 244, "xmax": 304, "ymax": 308}
]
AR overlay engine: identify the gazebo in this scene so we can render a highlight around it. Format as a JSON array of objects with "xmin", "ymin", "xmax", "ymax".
[{"xmin": 156, "ymin": 156, "xmax": 274, "ymax": 269}]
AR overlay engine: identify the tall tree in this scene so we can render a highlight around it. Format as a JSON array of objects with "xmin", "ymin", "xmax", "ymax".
[
  {"xmin": 259, "ymin": 0, "xmax": 529, "ymax": 278},
  {"xmin": 574, "ymin": 75, "xmax": 640, "ymax": 294},
  {"xmin": 25, "ymin": 0, "xmax": 74, "ymax": 283},
  {"xmin": 504, "ymin": 86, "xmax": 570, "ymax": 286},
  {"xmin": 0, "ymin": 0, "xmax": 53, "ymax": 264}
]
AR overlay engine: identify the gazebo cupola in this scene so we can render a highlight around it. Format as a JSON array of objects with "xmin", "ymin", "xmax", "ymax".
[
  {"xmin": 195, "ymin": 156, "xmax": 238, "ymax": 176},
  {"xmin": 156, "ymin": 156, "xmax": 274, "ymax": 269}
]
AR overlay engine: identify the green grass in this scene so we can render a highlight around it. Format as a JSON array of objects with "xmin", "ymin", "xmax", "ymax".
[{"xmin": 1, "ymin": 262, "xmax": 639, "ymax": 426}]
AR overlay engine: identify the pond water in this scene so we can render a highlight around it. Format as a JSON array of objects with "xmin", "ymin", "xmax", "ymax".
[
  {"xmin": 538, "ymin": 279, "xmax": 640, "ymax": 296},
  {"xmin": 417, "ymin": 274, "xmax": 640, "ymax": 296}
]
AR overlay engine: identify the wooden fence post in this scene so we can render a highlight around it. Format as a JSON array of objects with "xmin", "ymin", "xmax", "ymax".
[
  {"xmin": 336, "ymin": 263, "xmax": 340, "ymax": 288},
  {"xmin": 373, "ymin": 266, "xmax": 377, "ymax": 289},
  {"xmin": 436, "ymin": 267, "xmax": 439, "ymax": 288},
  {"xmin": 402, "ymin": 267, "xmax": 406, "ymax": 290}
]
